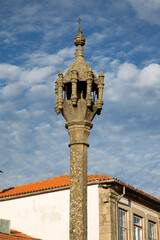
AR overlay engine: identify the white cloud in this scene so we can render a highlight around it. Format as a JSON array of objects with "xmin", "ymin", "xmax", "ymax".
[
  {"xmin": 117, "ymin": 63, "xmax": 139, "ymax": 81},
  {"xmin": 104, "ymin": 62, "xmax": 160, "ymax": 108},
  {"xmin": 88, "ymin": 118, "xmax": 160, "ymax": 197},
  {"xmin": 138, "ymin": 64, "xmax": 160, "ymax": 88},
  {"xmin": 0, "ymin": 83, "xmax": 22, "ymax": 99},
  {"xmin": 25, "ymin": 47, "xmax": 75, "ymax": 67},
  {"xmin": 87, "ymin": 32, "xmax": 107, "ymax": 45},
  {"xmin": 26, "ymin": 84, "xmax": 52, "ymax": 102},
  {"xmin": 127, "ymin": 0, "xmax": 160, "ymax": 25},
  {"xmin": 86, "ymin": 24, "xmax": 123, "ymax": 47},
  {"xmin": 0, "ymin": 64, "xmax": 20, "ymax": 81},
  {"xmin": 0, "ymin": 44, "xmax": 72, "ymax": 188},
  {"xmin": 0, "ymin": 63, "xmax": 55, "ymax": 101},
  {"xmin": 21, "ymin": 67, "xmax": 53, "ymax": 87}
]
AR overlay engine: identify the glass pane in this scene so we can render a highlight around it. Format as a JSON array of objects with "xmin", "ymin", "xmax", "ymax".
[
  {"xmin": 149, "ymin": 221, "xmax": 154, "ymax": 239},
  {"xmin": 134, "ymin": 215, "xmax": 142, "ymax": 226},
  {"xmin": 134, "ymin": 216, "xmax": 137, "ymax": 224},
  {"xmin": 119, "ymin": 209, "xmax": 125, "ymax": 227},
  {"xmin": 138, "ymin": 228, "xmax": 142, "ymax": 240},
  {"xmin": 134, "ymin": 226, "xmax": 136, "ymax": 240},
  {"xmin": 134, "ymin": 216, "xmax": 142, "ymax": 240},
  {"xmin": 119, "ymin": 209, "xmax": 127, "ymax": 240},
  {"xmin": 119, "ymin": 211, "xmax": 123, "ymax": 226},
  {"xmin": 119, "ymin": 227, "xmax": 123, "ymax": 240}
]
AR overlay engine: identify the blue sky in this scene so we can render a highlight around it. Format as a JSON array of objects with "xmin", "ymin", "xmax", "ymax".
[{"xmin": 0, "ymin": 0, "xmax": 160, "ymax": 198}]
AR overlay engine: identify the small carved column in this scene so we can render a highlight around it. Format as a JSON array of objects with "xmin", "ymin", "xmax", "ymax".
[
  {"xmin": 71, "ymin": 70, "xmax": 78, "ymax": 106},
  {"xmin": 86, "ymin": 68, "xmax": 93, "ymax": 107},
  {"xmin": 97, "ymin": 71, "xmax": 104, "ymax": 110},
  {"xmin": 57, "ymin": 71, "xmax": 64, "ymax": 110}
]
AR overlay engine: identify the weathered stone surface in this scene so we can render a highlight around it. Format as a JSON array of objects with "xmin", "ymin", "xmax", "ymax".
[
  {"xmin": 54, "ymin": 26, "xmax": 104, "ymax": 240},
  {"xmin": 63, "ymin": 57, "xmax": 98, "ymax": 84},
  {"xmin": 70, "ymin": 143, "xmax": 87, "ymax": 240},
  {"xmin": 99, "ymin": 187, "xmax": 118, "ymax": 240}
]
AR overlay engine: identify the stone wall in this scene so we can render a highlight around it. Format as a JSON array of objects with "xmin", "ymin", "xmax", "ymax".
[
  {"xmin": 99, "ymin": 186, "xmax": 118, "ymax": 240},
  {"xmin": 99, "ymin": 184, "xmax": 160, "ymax": 240}
]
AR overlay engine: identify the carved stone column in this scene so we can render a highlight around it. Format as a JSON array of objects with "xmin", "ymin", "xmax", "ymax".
[
  {"xmin": 68, "ymin": 122, "xmax": 89, "ymax": 240},
  {"xmin": 54, "ymin": 26, "xmax": 104, "ymax": 240}
]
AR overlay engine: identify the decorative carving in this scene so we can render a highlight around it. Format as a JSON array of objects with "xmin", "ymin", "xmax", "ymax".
[
  {"xmin": 74, "ymin": 28, "xmax": 85, "ymax": 47},
  {"xmin": 71, "ymin": 70, "xmax": 78, "ymax": 106},
  {"xmin": 86, "ymin": 67, "xmax": 93, "ymax": 107},
  {"xmin": 54, "ymin": 81, "xmax": 60, "ymax": 114},
  {"xmin": 96, "ymin": 71, "xmax": 104, "ymax": 110},
  {"xmin": 55, "ymin": 71, "xmax": 64, "ymax": 114}
]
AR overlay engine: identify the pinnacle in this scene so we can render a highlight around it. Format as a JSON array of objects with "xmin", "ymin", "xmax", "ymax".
[
  {"xmin": 99, "ymin": 71, "xmax": 104, "ymax": 77},
  {"xmin": 58, "ymin": 71, "xmax": 63, "ymax": 76}
]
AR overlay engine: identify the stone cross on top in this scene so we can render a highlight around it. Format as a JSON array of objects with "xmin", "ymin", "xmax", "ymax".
[
  {"xmin": 54, "ymin": 25, "xmax": 104, "ymax": 240},
  {"xmin": 77, "ymin": 17, "xmax": 81, "ymax": 26}
]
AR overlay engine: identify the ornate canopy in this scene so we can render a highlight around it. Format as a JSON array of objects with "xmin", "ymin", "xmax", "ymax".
[{"xmin": 55, "ymin": 27, "xmax": 104, "ymax": 115}]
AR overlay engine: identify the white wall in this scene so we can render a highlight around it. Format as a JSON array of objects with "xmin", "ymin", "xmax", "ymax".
[
  {"xmin": 0, "ymin": 185, "xmax": 99, "ymax": 240},
  {"xmin": 88, "ymin": 185, "xmax": 99, "ymax": 240}
]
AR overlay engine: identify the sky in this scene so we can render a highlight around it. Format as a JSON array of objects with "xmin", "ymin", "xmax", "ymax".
[{"xmin": 0, "ymin": 0, "xmax": 160, "ymax": 198}]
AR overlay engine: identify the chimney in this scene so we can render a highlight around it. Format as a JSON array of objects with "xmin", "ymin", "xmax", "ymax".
[{"xmin": 0, "ymin": 219, "xmax": 10, "ymax": 234}]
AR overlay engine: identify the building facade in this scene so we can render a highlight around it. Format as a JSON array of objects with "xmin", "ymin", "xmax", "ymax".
[{"xmin": 0, "ymin": 175, "xmax": 159, "ymax": 240}]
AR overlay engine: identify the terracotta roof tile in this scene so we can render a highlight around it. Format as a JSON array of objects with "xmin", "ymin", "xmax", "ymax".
[
  {"xmin": 0, "ymin": 174, "xmax": 159, "ymax": 203},
  {"xmin": 0, "ymin": 175, "xmax": 112, "ymax": 199},
  {"xmin": 0, "ymin": 229, "xmax": 40, "ymax": 239}
]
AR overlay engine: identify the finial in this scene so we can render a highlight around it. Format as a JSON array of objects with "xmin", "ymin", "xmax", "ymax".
[
  {"xmin": 74, "ymin": 19, "xmax": 85, "ymax": 58},
  {"xmin": 74, "ymin": 18, "xmax": 85, "ymax": 47}
]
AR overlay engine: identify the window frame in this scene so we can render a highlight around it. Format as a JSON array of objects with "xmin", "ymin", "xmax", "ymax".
[
  {"xmin": 132, "ymin": 207, "xmax": 145, "ymax": 240},
  {"xmin": 134, "ymin": 215, "xmax": 143, "ymax": 240},
  {"xmin": 119, "ymin": 208, "xmax": 128, "ymax": 240},
  {"xmin": 148, "ymin": 220, "xmax": 156, "ymax": 240}
]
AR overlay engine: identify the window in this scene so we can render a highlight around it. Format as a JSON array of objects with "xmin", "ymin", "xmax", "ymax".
[
  {"xmin": 148, "ymin": 221, "xmax": 155, "ymax": 240},
  {"xmin": 119, "ymin": 209, "xmax": 127, "ymax": 240},
  {"xmin": 134, "ymin": 215, "xmax": 142, "ymax": 240}
]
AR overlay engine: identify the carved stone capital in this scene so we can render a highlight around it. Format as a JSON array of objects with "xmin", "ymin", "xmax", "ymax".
[
  {"xmin": 62, "ymin": 99, "xmax": 98, "ymax": 124},
  {"xmin": 66, "ymin": 121, "xmax": 93, "ymax": 147}
]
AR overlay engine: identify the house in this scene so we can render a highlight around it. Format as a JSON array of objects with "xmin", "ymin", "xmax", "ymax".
[
  {"xmin": 0, "ymin": 219, "xmax": 41, "ymax": 239},
  {"xmin": 0, "ymin": 174, "xmax": 159, "ymax": 240}
]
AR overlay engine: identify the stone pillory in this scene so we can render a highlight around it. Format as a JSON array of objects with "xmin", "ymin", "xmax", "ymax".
[{"xmin": 54, "ymin": 26, "xmax": 104, "ymax": 240}]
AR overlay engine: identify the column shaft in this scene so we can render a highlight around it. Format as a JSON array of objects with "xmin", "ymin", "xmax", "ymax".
[{"xmin": 70, "ymin": 143, "xmax": 87, "ymax": 240}]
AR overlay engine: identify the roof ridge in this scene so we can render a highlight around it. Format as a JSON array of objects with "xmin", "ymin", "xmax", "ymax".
[
  {"xmin": 0, "ymin": 174, "xmax": 159, "ymax": 204},
  {"xmin": 88, "ymin": 174, "xmax": 111, "ymax": 177},
  {"xmin": 0, "ymin": 174, "xmax": 112, "ymax": 198},
  {"xmin": 114, "ymin": 178, "xmax": 160, "ymax": 203},
  {"xmin": 0, "ymin": 174, "xmax": 110, "ymax": 192}
]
